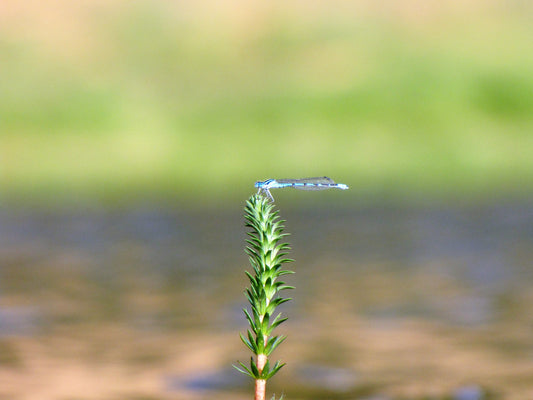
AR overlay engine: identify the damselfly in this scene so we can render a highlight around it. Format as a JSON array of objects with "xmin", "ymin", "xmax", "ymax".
[{"xmin": 255, "ymin": 177, "xmax": 349, "ymax": 201}]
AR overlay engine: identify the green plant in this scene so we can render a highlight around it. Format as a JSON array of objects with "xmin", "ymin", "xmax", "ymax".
[{"xmin": 235, "ymin": 193, "xmax": 294, "ymax": 400}]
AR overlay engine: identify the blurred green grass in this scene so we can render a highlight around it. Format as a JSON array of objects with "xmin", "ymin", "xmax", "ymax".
[{"xmin": 1, "ymin": 2, "xmax": 532, "ymax": 206}]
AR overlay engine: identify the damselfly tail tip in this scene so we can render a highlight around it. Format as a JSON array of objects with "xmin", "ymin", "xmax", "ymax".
[{"xmin": 338, "ymin": 183, "xmax": 349, "ymax": 190}]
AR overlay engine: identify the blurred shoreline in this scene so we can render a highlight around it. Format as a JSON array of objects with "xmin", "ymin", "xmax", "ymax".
[{"xmin": 2, "ymin": 1, "xmax": 532, "ymax": 206}]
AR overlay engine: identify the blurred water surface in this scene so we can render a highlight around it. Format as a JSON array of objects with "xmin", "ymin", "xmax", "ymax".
[{"xmin": 1, "ymin": 201, "xmax": 532, "ymax": 399}]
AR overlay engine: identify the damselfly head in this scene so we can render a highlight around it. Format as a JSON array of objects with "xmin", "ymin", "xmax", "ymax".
[{"xmin": 255, "ymin": 179, "xmax": 276, "ymax": 189}]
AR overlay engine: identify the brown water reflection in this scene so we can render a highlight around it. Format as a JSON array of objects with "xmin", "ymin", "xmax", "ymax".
[{"xmin": 1, "ymin": 202, "xmax": 532, "ymax": 399}]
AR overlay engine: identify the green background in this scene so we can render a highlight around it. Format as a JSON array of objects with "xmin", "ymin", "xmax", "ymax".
[{"xmin": 2, "ymin": 2, "xmax": 532, "ymax": 206}]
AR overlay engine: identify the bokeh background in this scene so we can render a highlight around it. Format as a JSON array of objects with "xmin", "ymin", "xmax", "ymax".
[{"xmin": 1, "ymin": 1, "xmax": 532, "ymax": 399}]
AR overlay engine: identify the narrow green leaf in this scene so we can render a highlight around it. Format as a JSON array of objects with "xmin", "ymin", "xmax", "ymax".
[
  {"xmin": 246, "ymin": 330, "xmax": 258, "ymax": 352},
  {"xmin": 270, "ymin": 313, "xmax": 288, "ymax": 330},
  {"xmin": 250, "ymin": 357, "xmax": 260, "ymax": 378},
  {"xmin": 239, "ymin": 332, "xmax": 256, "ymax": 353},
  {"xmin": 265, "ymin": 335, "xmax": 286, "ymax": 355},
  {"xmin": 277, "ymin": 284, "xmax": 295, "ymax": 291},
  {"xmin": 264, "ymin": 361, "xmax": 285, "ymax": 379},
  {"xmin": 242, "ymin": 308, "xmax": 257, "ymax": 332},
  {"xmin": 255, "ymin": 334, "xmax": 265, "ymax": 353},
  {"xmin": 259, "ymin": 359, "xmax": 271, "ymax": 379},
  {"xmin": 261, "ymin": 312, "xmax": 270, "ymax": 332},
  {"xmin": 277, "ymin": 270, "xmax": 296, "ymax": 276},
  {"xmin": 233, "ymin": 362, "xmax": 255, "ymax": 378},
  {"xmin": 266, "ymin": 297, "xmax": 291, "ymax": 314}
]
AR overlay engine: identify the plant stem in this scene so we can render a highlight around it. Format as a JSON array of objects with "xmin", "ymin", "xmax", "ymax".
[
  {"xmin": 255, "ymin": 378, "xmax": 266, "ymax": 400},
  {"xmin": 255, "ymin": 353, "xmax": 267, "ymax": 400}
]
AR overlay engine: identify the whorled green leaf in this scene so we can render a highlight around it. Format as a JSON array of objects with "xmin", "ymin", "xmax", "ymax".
[
  {"xmin": 266, "ymin": 297, "xmax": 291, "ymax": 315},
  {"xmin": 261, "ymin": 312, "xmax": 270, "ymax": 332},
  {"xmin": 255, "ymin": 333, "xmax": 266, "ymax": 353},
  {"xmin": 265, "ymin": 335, "xmax": 286, "ymax": 356},
  {"xmin": 274, "ymin": 281, "xmax": 295, "ymax": 291},
  {"xmin": 233, "ymin": 361, "xmax": 256, "ymax": 378},
  {"xmin": 239, "ymin": 331, "xmax": 256, "ymax": 353},
  {"xmin": 258, "ymin": 359, "xmax": 286, "ymax": 380},
  {"xmin": 242, "ymin": 308, "xmax": 257, "ymax": 332},
  {"xmin": 264, "ymin": 360, "xmax": 285, "ymax": 379},
  {"xmin": 247, "ymin": 330, "xmax": 257, "ymax": 350},
  {"xmin": 269, "ymin": 313, "xmax": 288, "ymax": 331},
  {"xmin": 250, "ymin": 357, "xmax": 260, "ymax": 377}
]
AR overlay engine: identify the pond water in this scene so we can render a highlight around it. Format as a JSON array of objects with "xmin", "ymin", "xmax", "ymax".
[{"xmin": 1, "ymin": 201, "xmax": 532, "ymax": 399}]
